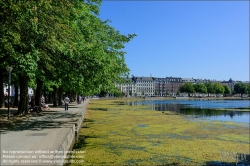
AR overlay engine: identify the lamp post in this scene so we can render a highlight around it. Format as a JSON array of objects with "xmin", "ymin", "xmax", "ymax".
[{"xmin": 6, "ymin": 66, "xmax": 13, "ymax": 119}]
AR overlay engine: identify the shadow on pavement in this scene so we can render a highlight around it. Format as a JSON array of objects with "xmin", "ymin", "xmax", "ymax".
[{"xmin": 0, "ymin": 106, "xmax": 83, "ymax": 134}]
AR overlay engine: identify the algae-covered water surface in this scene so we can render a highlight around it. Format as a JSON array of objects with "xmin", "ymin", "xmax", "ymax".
[{"xmin": 68, "ymin": 99, "xmax": 249, "ymax": 166}]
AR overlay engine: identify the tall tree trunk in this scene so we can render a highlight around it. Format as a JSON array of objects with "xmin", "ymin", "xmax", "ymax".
[
  {"xmin": 58, "ymin": 87, "xmax": 62, "ymax": 105},
  {"xmin": 17, "ymin": 75, "xmax": 29, "ymax": 115},
  {"xmin": 0, "ymin": 68, "xmax": 4, "ymax": 108},
  {"xmin": 48, "ymin": 91, "xmax": 52, "ymax": 102},
  {"xmin": 43, "ymin": 90, "xmax": 46, "ymax": 103},
  {"xmin": 35, "ymin": 78, "xmax": 43, "ymax": 111},
  {"xmin": 53, "ymin": 86, "xmax": 57, "ymax": 107},
  {"xmin": 14, "ymin": 85, "xmax": 19, "ymax": 107}
]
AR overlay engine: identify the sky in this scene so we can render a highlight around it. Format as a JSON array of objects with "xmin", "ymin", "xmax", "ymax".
[{"xmin": 99, "ymin": 1, "xmax": 249, "ymax": 81}]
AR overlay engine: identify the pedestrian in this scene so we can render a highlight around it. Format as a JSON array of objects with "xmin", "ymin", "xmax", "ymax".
[
  {"xmin": 79, "ymin": 96, "xmax": 82, "ymax": 104},
  {"xmin": 41, "ymin": 95, "xmax": 50, "ymax": 110},
  {"xmin": 64, "ymin": 96, "xmax": 70, "ymax": 111},
  {"xmin": 41, "ymin": 95, "xmax": 45, "ymax": 104}
]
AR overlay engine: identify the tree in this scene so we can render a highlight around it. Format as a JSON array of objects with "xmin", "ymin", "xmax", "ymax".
[
  {"xmin": 204, "ymin": 82, "xmax": 215, "ymax": 97},
  {"xmin": 245, "ymin": 83, "xmax": 250, "ymax": 96},
  {"xmin": 129, "ymin": 90, "xmax": 132, "ymax": 96},
  {"xmin": 234, "ymin": 82, "xmax": 247, "ymax": 97},
  {"xmin": 179, "ymin": 82, "xmax": 195, "ymax": 97},
  {"xmin": 166, "ymin": 91, "xmax": 169, "ymax": 96},
  {"xmin": 99, "ymin": 90, "xmax": 108, "ymax": 97},
  {"xmin": 113, "ymin": 88, "xmax": 122, "ymax": 98},
  {"xmin": 0, "ymin": 0, "xmax": 136, "ymax": 115},
  {"xmin": 142, "ymin": 91, "xmax": 145, "ymax": 96},
  {"xmin": 213, "ymin": 82, "xmax": 224, "ymax": 94},
  {"xmin": 193, "ymin": 83, "xmax": 207, "ymax": 94},
  {"xmin": 223, "ymin": 85, "xmax": 231, "ymax": 96}
]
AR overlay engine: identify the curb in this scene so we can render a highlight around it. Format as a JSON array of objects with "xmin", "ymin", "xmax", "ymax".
[{"xmin": 54, "ymin": 100, "xmax": 89, "ymax": 166}]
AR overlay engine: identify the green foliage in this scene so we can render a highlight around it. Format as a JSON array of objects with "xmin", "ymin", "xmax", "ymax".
[
  {"xmin": 213, "ymin": 82, "xmax": 224, "ymax": 94},
  {"xmin": 193, "ymin": 83, "xmax": 207, "ymax": 94},
  {"xmin": 179, "ymin": 82, "xmax": 195, "ymax": 96},
  {"xmin": 223, "ymin": 85, "xmax": 231, "ymax": 95},
  {"xmin": 113, "ymin": 88, "xmax": 123, "ymax": 98},
  {"xmin": 204, "ymin": 82, "xmax": 215, "ymax": 94},
  {"xmin": 247, "ymin": 84, "xmax": 250, "ymax": 95},
  {"xmin": 1, "ymin": 0, "xmax": 136, "ymax": 112},
  {"xmin": 234, "ymin": 82, "xmax": 248, "ymax": 96}
]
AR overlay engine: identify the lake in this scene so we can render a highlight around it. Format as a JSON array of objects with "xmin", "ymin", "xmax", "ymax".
[{"xmin": 126, "ymin": 99, "xmax": 250, "ymax": 123}]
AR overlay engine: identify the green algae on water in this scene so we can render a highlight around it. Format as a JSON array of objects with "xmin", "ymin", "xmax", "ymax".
[{"xmin": 68, "ymin": 99, "xmax": 249, "ymax": 166}]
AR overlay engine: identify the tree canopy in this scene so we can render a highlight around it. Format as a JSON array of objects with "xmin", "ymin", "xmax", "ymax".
[
  {"xmin": 204, "ymin": 82, "xmax": 215, "ymax": 96},
  {"xmin": 179, "ymin": 82, "xmax": 195, "ymax": 97},
  {"xmin": 0, "ymin": 0, "xmax": 136, "ymax": 114},
  {"xmin": 223, "ymin": 85, "xmax": 231, "ymax": 96},
  {"xmin": 193, "ymin": 83, "xmax": 207, "ymax": 94},
  {"xmin": 234, "ymin": 82, "xmax": 248, "ymax": 97},
  {"xmin": 213, "ymin": 82, "xmax": 224, "ymax": 94}
]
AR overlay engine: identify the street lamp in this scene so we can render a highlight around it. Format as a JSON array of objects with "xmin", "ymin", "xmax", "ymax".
[{"xmin": 6, "ymin": 66, "xmax": 13, "ymax": 119}]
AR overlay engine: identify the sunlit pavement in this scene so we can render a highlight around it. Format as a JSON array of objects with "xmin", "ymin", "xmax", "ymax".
[{"xmin": 0, "ymin": 100, "xmax": 89, "ymax": 166}]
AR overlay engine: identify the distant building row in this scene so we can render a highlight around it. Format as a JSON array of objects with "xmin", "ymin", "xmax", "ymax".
[{"xmin": 115, "ymin": 76, "xmax": 249, "ymax": 97}]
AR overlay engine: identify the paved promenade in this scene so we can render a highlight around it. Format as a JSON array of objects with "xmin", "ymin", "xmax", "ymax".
[{"xmin": 0, "ymin": 100, "xmax": 89, "ymax": 166}]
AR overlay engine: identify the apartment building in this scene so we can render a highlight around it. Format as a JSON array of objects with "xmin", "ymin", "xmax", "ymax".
[
  {"xmin": 134, "ymin": 76, "xmax": 155, "ymax": 97},
  {"xmin": 115, "ymin": 76, "xmax": 247, "ymax": 97},
  {"xmin": 154, "ymin": 77, "xmax": 168, "ymax": 96},
  {"xmin": 165, "ymin": 77, "xmax": 183, "ymax": 96},
  {"xmin": 115, "ymin": 78, "xmax": 136, "ymax": 97}
]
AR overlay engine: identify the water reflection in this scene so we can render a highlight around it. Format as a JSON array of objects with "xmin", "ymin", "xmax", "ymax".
[{"xmin": 126, "ymin": 100, "xmax": 250, "ymax": 123}]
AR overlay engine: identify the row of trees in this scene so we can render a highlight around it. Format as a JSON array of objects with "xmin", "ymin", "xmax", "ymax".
[
  {"xmin": 179, "ymin": 82, "xmax": 249, "ymax": 97},
  {"xmin": 0, "ymin": 0, "xmax": 136, "ymax": 115},
  {"xmin": 234, "ymin": 82, "xmax": 250, "ymax": 97}
]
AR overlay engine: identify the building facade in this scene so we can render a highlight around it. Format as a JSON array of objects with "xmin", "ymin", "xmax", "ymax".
[
  {"xmin": 154, "ymin": 77, "xmax": 168, "ymax": 96},
  {"xmin": 115, "ymin": 78, "xmax": 136, "ymax": 97},
  {"xmin": 115, "ymin": 76, "xmax": 248, "ymax": 97},
  {"xmin": 133, "ymin": 76, "xmax": 155, "ymax": 97},
  {"xmin": 165, "ymin": 77, "xmax": 183, "ymax": 96}
]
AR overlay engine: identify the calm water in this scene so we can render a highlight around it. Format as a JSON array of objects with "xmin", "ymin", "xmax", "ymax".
[{"xmin": 127, "ymin": 99, "xmax": 250, "ymax": 123}]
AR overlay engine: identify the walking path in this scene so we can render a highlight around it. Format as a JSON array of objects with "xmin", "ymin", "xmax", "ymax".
[{"xmin": 0, "ymin": 99, "xmax": 89, "ymax": 166}]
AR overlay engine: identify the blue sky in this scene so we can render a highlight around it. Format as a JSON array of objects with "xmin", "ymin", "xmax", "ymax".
[{"xmin": 99, "ymin": 1, "xmax": 249, "ymax": 81}]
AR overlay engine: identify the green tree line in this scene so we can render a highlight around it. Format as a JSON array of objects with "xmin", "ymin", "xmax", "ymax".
[
  {"xmin": 0, "ymin": 0, "xmax": 136, "ymax": 115},
  {"xmin": 179, "ymin": 82, "xmax": 249, "ymax": 97}
]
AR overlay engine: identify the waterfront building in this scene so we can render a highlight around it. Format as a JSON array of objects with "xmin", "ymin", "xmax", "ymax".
[
  {"xmin": 133, "ymin": 76, "xmax": 155, "ymax": 97},
  {"xmin": 115, "ymin": 78, "xmax": 136, "ymax": 97},
  {"xmin": 114, "ymin": 76, "xmax": 248, "ymax": 97},
  {"xmin": 182, "ymin": 78, "xmax": 195, "ymax": 83},
  {"xmin": 165, "ymin": 77, "xmax": 183, "ymax": 96},
  {"xmin": 153, "ymin": 77, "xmax": 168, "ymax": 96}
]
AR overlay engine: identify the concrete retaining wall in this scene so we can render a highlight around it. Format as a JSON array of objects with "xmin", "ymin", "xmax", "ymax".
[{"xmin": 55, "ymin": 100, "xmax": 89, "ymax": 166}]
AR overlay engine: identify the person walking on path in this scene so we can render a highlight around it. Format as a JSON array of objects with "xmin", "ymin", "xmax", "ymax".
[{"xmin": 64, "ymin": 96, "xmax": 70, "ymax": 111}]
